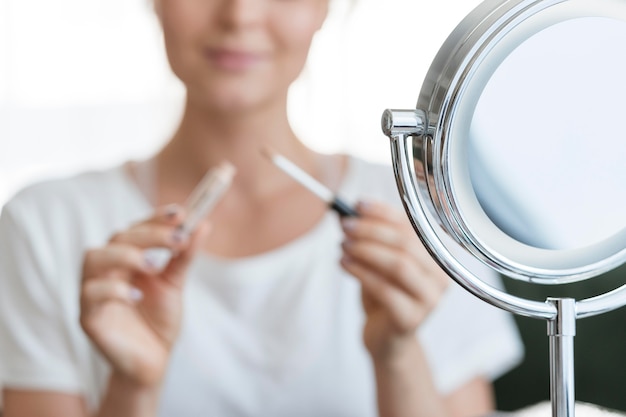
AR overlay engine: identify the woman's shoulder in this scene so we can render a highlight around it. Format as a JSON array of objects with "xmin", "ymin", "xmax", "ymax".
[
  {"xmin": 6, "ymin": 165, "xmax": 124, "ymax": 209},
  {"xmin": 2, "ymin": 163, "xmax": 145, "ymax": 238},
  {"xmin": 5, "ymin": 166, "xmax": 129, "ymax": 210}
]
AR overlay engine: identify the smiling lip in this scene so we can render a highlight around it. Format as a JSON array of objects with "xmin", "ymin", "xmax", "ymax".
[{"xmin": 204, "ymin": 48, "xmax": 265, "ymax": 71}]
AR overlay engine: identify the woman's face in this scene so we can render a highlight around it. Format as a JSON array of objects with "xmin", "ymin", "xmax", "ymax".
[{"xmin": 157, "ymin": 0, "xmax": 329, "ymax": 113}]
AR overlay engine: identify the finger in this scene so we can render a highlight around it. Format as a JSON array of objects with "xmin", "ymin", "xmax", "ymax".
[
  {"xmin": 153, "ymin": 204, "xmax": 186, "ymax": 225},
  {"xmin": 162, "ymin": 221, "xmax": 212, "ymax": 287},
  {"xmin": 125, "ymin": 204, "xmax": 186, "ymax": 229},
  {"xmin": 343, "ymin": 209, "xmax": 447, "ymax": 276},
  {"xmin": 355, "ymin": 200, "xmax": 408, "ymax": 225},
  {"xmin": 342, "ymin": 216, "xmax": 437, "ymax": 266},
  {"xmin": 342, "ymin": 239, "xmax": 447, "ymax": 305},
  {"xmin": 341, "ymin": 217, "xmax": 408, "ymax": 251},
  {"xmin": 110, "ymin": 223, "xmax": 187, "ymax": 251},
  {"xmin": 360, "ymin": 287, "xmax": 378, "ymax": 315},
  {"xmin": 81, "ymin": 277, "xmax": 143, "ymax": 313},
  {"xmin": 341, "ymin": 255, "xmax": 426, "ymax": 330},
  {"xmin": 83, "ymin": 243, "xmax": 158, "ymax": 279}
]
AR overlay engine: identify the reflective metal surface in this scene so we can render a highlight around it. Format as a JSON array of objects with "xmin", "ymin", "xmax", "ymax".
[
  {"xmin": 386, "ymin": 0, "xmax": 626, "ymax": 284},
  {"xmin": 388, "ymin": 133, "xmax": 558, "ymax": 320},
  {"xmin": 381, "ymin": 1, "xmax": 626, "ymax": 416},
  {"xmin": 547, "ymin": 299, "xmax": 576, "ymax": 417}
]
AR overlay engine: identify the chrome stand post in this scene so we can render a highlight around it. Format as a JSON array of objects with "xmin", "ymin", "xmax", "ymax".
[{"xmin": 547, "ymin": 298, "xmax": 576, "ymax": 417}]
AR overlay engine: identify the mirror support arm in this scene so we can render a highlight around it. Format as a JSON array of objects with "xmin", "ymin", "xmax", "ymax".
[
  {"xmin": 547, "ymin": 298, "xmax": 576, "ymax": 417},
  {"xmin": 382, "ymin": 111, "xmax": 558, "ymax": 320}
]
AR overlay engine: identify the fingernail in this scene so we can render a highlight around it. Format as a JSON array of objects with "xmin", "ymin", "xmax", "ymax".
[
  {"xmin": 171, "ymin": 227, "xmax": 188, "ymax": 244},
  {"xmin": 340, "ymin": 254, "xmax": 353, "ymax": 265},
  {"xmin": 164, "ymin": 204, "xmax": 181, "ymax": 219},
  {"xmin": 144, "ymin": 252, "xmax": 158, "ymax": 269},
  {"xmin": 144, "ymin": 249, "xmax": 169, "ymax": 271},
  {"xmin": 129, "ymin": 287, "xmax": 144, "ymax": 302},
  {"xmin": 341, "ymin": 239, "xmax": 353, "ymax": 250},
  {"xmin": 356, "ymin": 200, "xmax": 371, "ymax": 213},
  {"xmin": 341, "ymin": 218, "xmax": 357, "ymax": 232}
]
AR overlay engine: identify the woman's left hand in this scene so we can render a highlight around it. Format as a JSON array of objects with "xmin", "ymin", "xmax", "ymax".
[{"xmin": 340, "ymin": 200, "xmax": 450, "ymax": 362}]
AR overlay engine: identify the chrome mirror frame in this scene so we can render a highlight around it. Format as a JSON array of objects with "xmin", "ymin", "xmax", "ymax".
[{"xmin": 381, "ymin": 1, "xmax": 626, "ymax": 416}]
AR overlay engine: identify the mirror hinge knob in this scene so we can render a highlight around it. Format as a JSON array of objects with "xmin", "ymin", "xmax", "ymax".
[{"xmin": 381, "ymin": 109, "xmax": 426, "ymax": 138}]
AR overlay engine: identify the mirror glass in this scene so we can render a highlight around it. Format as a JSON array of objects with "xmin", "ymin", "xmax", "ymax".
[{"xmin": 467, "ymin": 16, "xmax": 626, "ymax": 251}]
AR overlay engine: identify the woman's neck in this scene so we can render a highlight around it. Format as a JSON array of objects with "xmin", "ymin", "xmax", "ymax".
[
  {"xmin": 154, "ymin": 94, "xmax": 319, "ymax": 201},
  {"xmin": 142, "ymin": 94, "xmax": 345, "ymax": 258}
]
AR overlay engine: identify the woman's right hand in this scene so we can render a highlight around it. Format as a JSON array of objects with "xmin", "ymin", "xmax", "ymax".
[{"xmin": 80, "ymin": 205, "xmax": 210, "ymax": 388}]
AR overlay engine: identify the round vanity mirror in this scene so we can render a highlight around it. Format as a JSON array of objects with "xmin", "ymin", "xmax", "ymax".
[
  {"xmin": 467, "ymin": 16, "xmax": 626, "ymax": 254},
  {"xmin": 383, "ymin": 0, "xmax": 626, "ymax": 285},
  {"xmin": 382, "ymin": 1, "xmax": 626, "ymax": 415},
  {"xmin": 450, "ymin": 5, "xmax": 626, "ymax": 283}
]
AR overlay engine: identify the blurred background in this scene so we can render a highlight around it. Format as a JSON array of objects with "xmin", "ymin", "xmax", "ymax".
[{"xmin": 0, "ymin": 0, "xmax": 482, "ymax": 207}]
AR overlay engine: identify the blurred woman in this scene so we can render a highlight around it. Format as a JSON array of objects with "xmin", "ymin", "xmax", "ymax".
[{"xmin": 0, "ymin": 0, "xmax": 522, "ymax": 416}]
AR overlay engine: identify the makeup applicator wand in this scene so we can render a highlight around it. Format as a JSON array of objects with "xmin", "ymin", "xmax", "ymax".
[{"xmin": 260, "ymin": 147, "xmax": 358, "ymax": 217}]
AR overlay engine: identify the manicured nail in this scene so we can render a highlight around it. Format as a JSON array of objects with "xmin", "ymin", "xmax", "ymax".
[
  {"xmin": 129, "ymin": 287, "xmax": 144, "ymax": 302},
  {"xmin": 341, "ymin": 218, "xmax": 358, "ymax": 232},
  {"xmin": 163, "ymin": 204, "xmax": 181, "ymax": 219},
  {"xmin": 144, "ymin": 252, "xmax": 158, "ymax": 269},
  {"xmin": 356, "ymin": 200, "xmax": 371, "ymax": 213},
  {"xmin": 171, "ymin": 227, "xmax": 188, "ymax": 244},
  {"xmin": 144, "ymin": 249, "xmax": 169, "ymax": 272}
]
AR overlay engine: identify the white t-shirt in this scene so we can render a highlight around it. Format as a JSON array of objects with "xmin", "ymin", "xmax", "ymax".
[{"xmin": 0, "ymin": 156, "xmax": 523, "ymax": 416}]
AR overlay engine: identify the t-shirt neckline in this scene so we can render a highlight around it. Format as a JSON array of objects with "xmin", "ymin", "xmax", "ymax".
[{"xmin": 115, "ymin": 155, "xmax": 362, "ymax": 268}]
